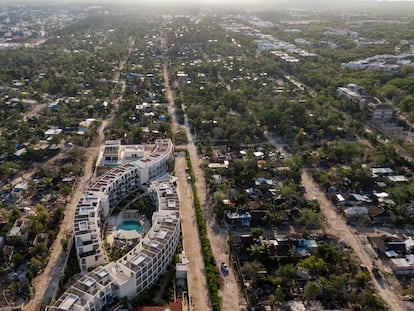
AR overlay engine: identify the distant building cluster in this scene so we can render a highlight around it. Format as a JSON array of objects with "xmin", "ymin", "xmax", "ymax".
[
  {"xmin": 337, "ymin": 84, "xmax": 393, "ymax": 122},
  {"xmin": 342, "ymin": 53, "xmax": 414, "ymax": 72},
  {"xmin": 0, "ymin": 6, "xmax": 88, "ymax": 49},
  {"xmin": 220, "ymin": 16, "xmax": 316, "ymax": 63},
  {"xmin": 323, "ymin": 28, "xmax": 359, "ymax": 38}
]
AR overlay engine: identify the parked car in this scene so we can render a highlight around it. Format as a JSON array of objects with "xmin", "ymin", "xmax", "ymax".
[
  {"xmin": 402, "ymin": 295, "xmax": 414, "ymax": 302},
  {"xmin": 221, "ymin": 262, "xmax": 229, "ymax": 274}
]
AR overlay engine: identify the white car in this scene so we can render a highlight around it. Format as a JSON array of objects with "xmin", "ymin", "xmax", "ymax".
[{"xmin": 221, "ymin": 262, "xmax": 229, "ymax": 274}]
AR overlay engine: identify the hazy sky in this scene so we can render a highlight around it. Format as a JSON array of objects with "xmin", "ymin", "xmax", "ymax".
[
  {"xmin": 3, "ymin": 0, "xmax": 414, "ymax": 7},
  {"xmin": 5, "ymin": 0, "xmax": 414, "ymax": 3}
]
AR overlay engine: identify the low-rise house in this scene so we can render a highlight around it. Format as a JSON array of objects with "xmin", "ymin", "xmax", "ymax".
[
  {"xmin": 44, "ymin": 128, "xmax": 62, "ymax": 137},
  {"xmin": 255, "ymin": 177, "xmax": 273, "ymax": 186},
  {"xmin": 372, "ymin": 167, "xmax": 393, "ymax": 178},
  {"xmin": 391, "ymin": 256, "xmax": 414, "ymax": 275},
  {"xmin": 12, "ymin": 181, "xmax": 28, "ymax": 199},
  {"xmin": 240, "ymin": 235, "xmax": 255, "ymax": 248},
  {"xmin": 350, "ymin": 193, "xmax": 372, "ymax": 204},
  {"xmin": 176, "ymin": 252, "xmax": 188, "ymax": 281},
  {"xmin": 344, "ymin": 206, "xmax": 369, "ymax": 220},
  {"xmin": 14, "ymin": 148, "xmax": 27, "ymax": 159},
  {"xmin": 373, "ymin": 191, "xmax": 390, "ymax": 203},
  {"xmin": 273, "ymin": 237, "xmax": 294, "ymax": 256},
  {"xmin": 226, "ymin": 212, "xmax": 251, "ymax": 226},
  {"xmin": 212, "ymin": 174, "xmax": 222, "ymax": 185},
  {"xmin": 7, "ymin": 218, "xmax": 29, "ymax": 243},
  {"xmin": 79, "ymin": 118, "xmax": 96, "ymax": 128},
  {"xmin": 368, "ymin": 206, "xmax": 387, "ymax": 224},
  {"xmin": 370, "ymin": 234, "xmax": 414, "ymax": 258},
  {"xmin": 336, "ymin": 193, "xmax": 346, "ymax": 205},
  {"xmin": 297, "ymin": 239, "xmax": 318, "ymax": 257},
  {"xmin": 248, "ymin": 201, "xmax": 270, "ymax": 223},
  {"xmin": 388, "ymin": 175, "xmax": 408, "ymax": 183}
]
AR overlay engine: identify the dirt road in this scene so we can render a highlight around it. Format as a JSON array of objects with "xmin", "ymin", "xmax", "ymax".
[
  {"xmin": 301, "ymin": 170, "xmax": 410, "ymax": 311},
  {"xmin": 175, "ymin": 153, "xmax": 211, "ymax": 311},
  {"xmin": 164, "ymin": 60, "xmax": 246, "ymax": 310},
  {"xmin": 24, "ymin": 42, "xmax": 131, "ymax": 311},
  {"xmin": 263, "ymin": 131, "xmax": 408, "ymax": 311},
  {"xmin": 164, "ymin": 64, "xmax": 210, "ymax": 311}
]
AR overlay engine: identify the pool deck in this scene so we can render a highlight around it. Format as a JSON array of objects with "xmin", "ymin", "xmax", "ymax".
[{"xmin": 106, "ymin": 209, "xmax": 148, "ymax": 245}]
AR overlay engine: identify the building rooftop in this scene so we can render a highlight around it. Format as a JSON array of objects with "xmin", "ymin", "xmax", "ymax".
[{"xmin": 58, "ymin": 293, "xmax": 78, "ymax": 310}]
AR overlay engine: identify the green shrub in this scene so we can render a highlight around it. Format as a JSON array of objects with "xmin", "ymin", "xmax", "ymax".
[{"xmin": 186, "ymin": 150, "xmax": 221, "ymax": 311}]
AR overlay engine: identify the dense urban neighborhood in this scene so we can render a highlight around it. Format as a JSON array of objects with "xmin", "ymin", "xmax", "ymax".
[{"xmin": 2, "ymin": 1, "xmax": 414, "ymax": 311}]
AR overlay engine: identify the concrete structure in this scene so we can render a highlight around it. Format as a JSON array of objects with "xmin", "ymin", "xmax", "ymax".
[
  {"xmin": 371, "ymin": 103, "xmax": 393, "ymax": 122},
  {"xmin": 46, "ymin": 139, "xmax": 179, "ymax": 311},
  {"xmin": 77, "ymin": 139, "xmax": 173, "ymax": 271},
  {"xmin": 97, "ymin": 140, "xmax": 146, "ymax": 167},
  {"xmin": 391, "ymin": 255, "xmax": 414, "ymax": 275},
  {"xmin": 342, "ymin": 53, "xmax": 414, "ymax": 72},
  {"xmin": 337, "ymin": 85, "xmax": 361, "ymax": 102},
  {"xmin": 74, "ymin": 195, "xmax": 107, "ymax": 271},
  {"xmin": 337, "ymin": 84, "xmax": 393, "ymax": 122}
]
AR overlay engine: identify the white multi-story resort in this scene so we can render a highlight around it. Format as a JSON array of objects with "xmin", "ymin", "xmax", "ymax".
[{"xmin": 46, "ymin": 139, "xmax": 180, "ymax": 311}]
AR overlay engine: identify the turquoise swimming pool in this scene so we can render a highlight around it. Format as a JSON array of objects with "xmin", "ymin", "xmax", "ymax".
[{"xmin": 117, "ymin": 220, "xmax": 142, "ymax": 233}]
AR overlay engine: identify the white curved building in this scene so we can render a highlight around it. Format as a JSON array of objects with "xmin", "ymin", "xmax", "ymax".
[
  {"xmin": 46, "ymin": 139, "xmax": 180, "ymax": 311},
  {"xmin": 75, "ymin": 139, "xmax": 174, "ymax": 272}
]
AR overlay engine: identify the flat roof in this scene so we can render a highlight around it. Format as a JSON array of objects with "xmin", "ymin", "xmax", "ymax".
[
  {"xmin": 78, "ymin": 221, "xmax": 88, "ymax": 231},
  {"xmin": 132, "ymin": 253, "xmax": 147, "ymax": 266},
  {"xmin": 392, "ymin": 258, "xmax": 411, "ymax": 268},
  {"xmin": 82, "ymin": 277, "xmax": 96, "ymax": 288},
  {"xmin": 9, "ymin": 226, "xmax": 20, "ymax": 236},
  {"xmin": 372, "ymin": 167, "xmax": 393, "ymax": 174},
  {"xmin": 165, "ymin": 217, "xmax": 174, "ymax": 224},
  {"xmin": 389, "ymin": 175, "xmax": 408, "ymax": 182},
  {"xmin": 157, "ymin": 228, "xmax": 169, "ymax": 239},
  {"xmin": 96, "ymin": 268, "xmax": 109, "ymax": 279},
  {"xmin": 59, "ymin": 293, "xmax": 79, "ymax": 310},
  {"xmin": 167, "ymin": 200, "xmax": 176, "ymax": 208},
  {"xmin": 79, "ymin": 206, "xmax": 95, "ymax": 216},
  {"xmin": 336, "ymin": 194, "xmax": 345, "ymax": 202}
]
